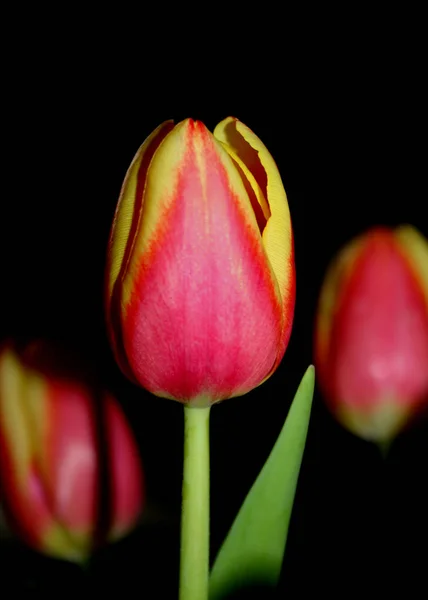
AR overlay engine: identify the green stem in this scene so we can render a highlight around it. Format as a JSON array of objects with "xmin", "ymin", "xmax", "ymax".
[{"xmin": 179, "ymin": 405, "xmax": 211, "ymax": 600}]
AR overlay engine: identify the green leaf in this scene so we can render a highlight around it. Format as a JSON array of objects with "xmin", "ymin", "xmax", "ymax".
[{"xmin": 209, "ymin": 365, "xmax": 315, "ymax": 599}]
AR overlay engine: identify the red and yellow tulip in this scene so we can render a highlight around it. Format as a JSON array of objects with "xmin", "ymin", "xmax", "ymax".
[
  {"xmin": 0, "ymin": 340, "xmax": 143, "ymax": 562},
  {"xmin": 314, "ymin": 226, "xmax": 428, "ymax": 443},
  {"xmin": 105, "ymin": 117, "xmax": 295, "ymax": 406}
]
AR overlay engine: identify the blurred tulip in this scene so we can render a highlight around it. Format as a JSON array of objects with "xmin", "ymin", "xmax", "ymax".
[
  {"xmin": 314, "ymin": 226, "xmax": 428, "ymax": 444},
  {"xmin": 0, "ymin": 340, "xmax": 144, "ymax": 562},
  {"xmin": 105, "ymin": 117, "xmax": 295, "ymax": 406}
]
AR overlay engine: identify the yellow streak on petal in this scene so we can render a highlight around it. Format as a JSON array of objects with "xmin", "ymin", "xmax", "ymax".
[
  {"xmin": 214, "ymin": 118, "xmax": 292, "ymax": 304},
  {"xmin": 106, "ymin": 121, "xmax": 174, "ymax": 304},
  {"xmin": 24, "ymin": 370, "xmax": 52, "ymax": 491},
  {"xmin": 218, "ymin": 141, "xmax": 271, "ymax": 220},
  {"xmin": 43, "ymin": 522, "xmax": 89, "ymax": 563},
  {"xmin": 0, "ymin": 348, "xmax": 33, "ymax": 487},
  {"xmin": 206, "ymin": 130, "xmax": 269, "ymax": 236},
  {"xmin": 0, "ymin": 347, "xmax": 52, "ymax": 507},
  {"xmin": 337, "ymin": 397, "xmax": 410, "ymax": 444},
  {"xmin": 121, "ymin": 119, "xmax": 190, "ymax": 304},
  {"xmin": 394, "ymin": 224, "xmax": 428, "ymax": 308}
]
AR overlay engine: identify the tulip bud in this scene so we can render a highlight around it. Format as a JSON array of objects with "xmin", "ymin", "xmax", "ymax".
[
  {"xmin": 314, "ymin": 226, "xmax": 428, "ymax": 444},
  {"xmin": 105, "ymin": 117, "xmax": 295, "ymax": 406},
  {"xmin": 0, "ymin": 340, "xmax": 143, "ymax": 562}
]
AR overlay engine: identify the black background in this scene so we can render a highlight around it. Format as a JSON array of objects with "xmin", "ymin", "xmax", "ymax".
[{"xmin": 1, "ymin": 12, "xmax": 427, "ymax": 598}]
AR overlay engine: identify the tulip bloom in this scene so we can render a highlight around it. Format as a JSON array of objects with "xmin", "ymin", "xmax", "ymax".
[
  {"xmin": 105, "ymin": 117, "xmax": 295, "ymax": 406},
  {"xmin": 314, "ymin": 226, "xmax": 428, "ymax": 443},
  {"xmin": 0, "ymin": 341, "xmax": 143, "ymax": 562}
]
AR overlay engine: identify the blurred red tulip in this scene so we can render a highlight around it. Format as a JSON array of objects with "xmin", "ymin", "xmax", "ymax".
[
  {"xmin": 0, "ymin": 340, "xmax": 144, "ymax": 562},
  {"xmin": 314, "ymin": 226, "xmax": 428, "ymax": 444}
]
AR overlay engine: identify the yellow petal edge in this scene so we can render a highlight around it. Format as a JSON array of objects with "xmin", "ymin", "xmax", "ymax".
[
  {"xmin": 107, "ymin": 121, "xmax": 174, "ymax": 305},
  {"xmin": 214, "ymin": 117, "xmax": 292, "ymax": 304},
  {"xmin": 395, "ymin": 225, "xmax": 428, "ymax": 308}
]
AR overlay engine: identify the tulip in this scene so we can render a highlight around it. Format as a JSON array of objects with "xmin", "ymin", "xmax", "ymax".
[
  {"xmin": 0, "ymin": 340, "xmax": 144, "ymax": 562},
  {"xmin": 105, "ymin": 117, "xmax": 295, "ymax": 406},
  {"xmin": 314, "ymin": 226, "xmax": 428, "ymax": 444}
]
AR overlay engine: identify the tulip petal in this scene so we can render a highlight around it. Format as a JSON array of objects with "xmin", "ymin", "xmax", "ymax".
[
  {"xmin": 46, "ymin": 382, "xmax": 97, "ymax": 548},
  {"xmin": 120, "ymin": 119, "xmax": 283, "ymax": 403},
  {"xmin": 106, "ymin": 121, "xmax": 175, "ymax": 299},
  {"xmin": 395, "ymin": 225, "xmax": 428, "ymax": 308},
  {"xmin": 0, "ymin": 347, "xmax": 34, "ymax": 492},
  {"xmin": 106, "ymin": 395, "xmax": 143, "ymax": 540},
  {"xmin": 18, "ymin": 341, "xmax": 96, "ymax": 549},
  {"xmin": 213, "ymin": 118, "xmax": 295, "ymax": 370},
  {"xmin": 106, "ymin": 121, "xmax": 174, "ymax": 379},
  {"xmin": 213, "ymin": 118, "xmax": 293, "ymax": 308},
  {"xmin": 0, "ymin": 349, "xmax": 51, "ymax": 545},
  {"xmin": 314, "ymin": 234, "xmax": 367, "ymax": 397}
]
